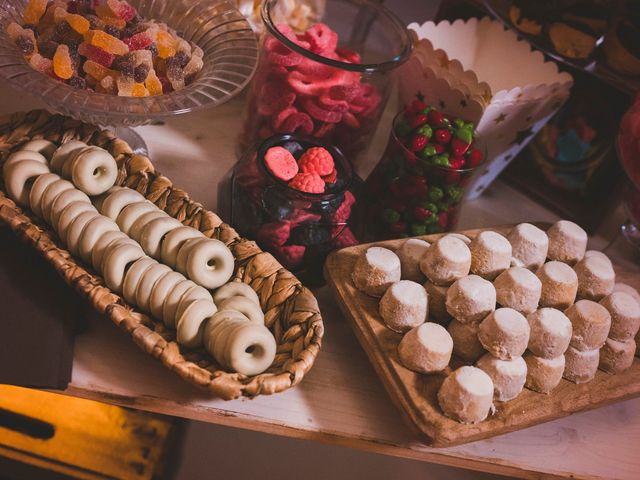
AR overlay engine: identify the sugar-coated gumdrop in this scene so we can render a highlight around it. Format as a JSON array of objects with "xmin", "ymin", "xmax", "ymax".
[
  {"xmin": 299, "ymin": 147, "xmax": 335, "ymax": 176},
  {"xmin": 23, "ymin": 0, "xmax": 48, "ymax": 25},
  {"xmin": 123, "ymin": 31, "xmax": 153, "ymax": 50},
  {"xmin": 29, "ymin": 53, "xmax": 54, "ymax": 77},
  {"xmin": 265, "ymin": 146, "xmax": 299, "ymax": 181},
  {"xmin": 166, "ymin": 54, "xmax": 185, "ymax": 90},
  {"xmin": 83, "ymin": 59, "xmax": 118, "ymax": 80},
  {"xmin": 131, "ymin": 82, "xmax": 148, "ymax": 97},
  {"xmin": 106, "ymin": 0, "xmax": 137, "ymax": 22},
  {"xmin": 318, "ymin": 92, "xmax": 349, "ymax": 112},
  {"xmin": 66, "ymin": 13, "xmax": 90, "ymax": 34},
  {"xmin": 53, "ymin": 43, "xmax": 74, "ymax": 79},
  {"xmin": 296, "ymin": 56, "xmax": 334, "ymax": 77},
  {"xmin": 314, "ymin": 122, "xmax": 336, "ymax": 138},
  {"xmin": 145, "ymin": 69, "xmax": 163, "ymax": 95},
  {"xmin": 86, "ymin": 29, "xmax": 129, "ymax": 55},
  {"xmin": 129, "ymin": 49, "xmax": 152, "ymax": 69},
  {"xmin": 156, "ymin": 30, "xmax": 176, "ymax": 59},
  {"xmin": 78, "ymin": 42, "xmax": 115, "ymax": 67}
]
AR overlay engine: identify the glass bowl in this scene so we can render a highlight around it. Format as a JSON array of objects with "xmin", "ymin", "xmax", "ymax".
[{"xmin": 0, "ymin": 0, "xmax": 258, "ymax": 126}]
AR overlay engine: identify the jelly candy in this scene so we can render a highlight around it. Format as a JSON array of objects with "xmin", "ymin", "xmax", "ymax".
[
  {"xmin": 83, "ymin": 59, "xmax": 118, "ymax": 80},
  {"xmin": 95, "ymin": 4, "xmax": 126, "ymax": 29},
  {"xmin": 23, "ymin": 0, "xmax": 48, "ymax": 25},
  {"xmin": 123, "ymin": 31, "xmax": 153, "ymax": 50},
  {"xmin": 106, "ymin": 0, "xmax": 137, "ymax": 22},
  {"xmin": 156, "ymin": 30, "xmax": 176, "ymax": 59},
  {"xmin": 53, "ymin": 44, "xmax": 74, "ymax": 79},
  {"xmin": 257, "ymin": 80, "xmax": 295, "ymax": 116},
  {"xmin": 66, "ymin": 13, "xmax": 90, "ymax": 34},
  {"xmin": 131, "ymin": 82, "xmax": 148, "ymax": 97},
  {"xmin": 29, "ymin": 53, "xmax": 54, "ymax": 77},
  {"xmin": 183, "ymin": 54, "xmax": 203, "ymax": 79},
  {"xmin": 165, "ymin": 54, "xmax": 185, "ymax": 90},
  {"xmin": 129, "ymin": 49, "xmax": 152, "ymax": 68},
  {"xmin": 112, "ymin": 55, "xmax": 134, "ymax": 77},
  {"xmin": 116, "ymin": 75, "xmax": 134, "ymax": 95},
  {"xmin": 273, "ymin": 106, "xmax": 298, "ymax": 131},
  {"xmin": 96, "ymin": 74, "xmax": 116, "ymax": 94},
  {"xmin": 133, "ymin": 63, "xmax": 149, "ymax": 82},
  {"xmin": 86, "ymin": 29, "xmax": 128, "ymax": 55},
  {"xmin": 302, "ymin": 98, "xmax": 343, "ymax": 123},
  {"xmin": 7, "ymin": 22, "xmax": 38, "ymax": 57},
  {"xmin": 303, "ymin": 23, "xmax": 337, "ymax": 55},
  {"xmin": 37, "ymin": 1, "xmax": 67, "ymax": 32},
  {"xmin": 78, "ymin": 42, "xmax": 114, "ymax": 66},
  {"xmin": 144, "ymin": 69, "xmax": 162, "ymax": 95},
  {"xmin": 280, "ymin": 112, "xmax": 314, "ymax": 136},
  {"xmin": 264, "ymin": 146, "xmax": 299, "ymax": 181}
]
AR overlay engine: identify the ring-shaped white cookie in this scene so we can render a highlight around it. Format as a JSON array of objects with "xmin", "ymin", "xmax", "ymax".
[
  {"xmin": 161, "ymin": 226, "xmax": 203, "ymax": 268},
  {"xmin": 77, "ymin": 215, "xmax": 119, "ymax": 263},
  {"xmin": 101, "ymin": 242, "xmax": 145, "ymax": 293},
  {"xmin": 40, "ymin": 179, "xmax": 75, "ymax": 224},
  {"xmin": 91, "ymin": 230, "xmax": 130, "ymax": 272},
  {"xmin": 61, "ymin": 146, "xmax": 90, "ymax": 181},
  {"xmin": 65, "ymin": 210, "xmax": 100, "ymax": 256},
  {"xmin": 4, "ymin": 159, "xmax": 51, "ymax": 206},
  {"xmin": 223, "ymin": 323, "xmax": 276, "ymax": 376},
  {"xmin": 162, "ymin": 280, "xmax": 197, "ymax": 329},
  {"xmin": 116, "ymin": 201, "xmax": 158, "ymax": 234},
  {"xmin": 50, "ymin": 140, "xmax": 86, "ymax": 174},
  {"xmin": 175, "ymin": 237, "xmax": 203, "ymax": 275},
  {"xmin": 135, "ymin": 263, "xmax": 172, "ymax": 313},
  {"xmin": 21, "ymin": 139, "xmax": 57, "ymax": 160},
  {"xmin": 28, "ymin": 173, "xmax": 60, "ymax": 218},
  {"xmin": 207, "ymin": 314, "xmax": 250, "ymax": 364},
  {"xmin": 175, "ymin": 284, "xmax": 213, "ymax": 323},
  {"xmin": 128, "ymin": 210, "xmax": 167, "ymax": 243},
  {"xmin": 100, "ymin": 187, "xmax": 147, "ymax": 220},
  {"xmin": 122, "ymin": 257, "xmax": 156, "ymax": 306},
  {"xmin": 186, "ymin": 238, "xmax": 235, "ymax": 290},
  {"xmin": 176, "ymin": 299, "xmax": 216, "ymax": 348},
  {"xmin": 218, "ymin": 296, "xmax": 264, "ymax": 324},
  {"xmin": 139, "ymin": 216, "xmax": 183, "ymax": 258},
  {"xmin": 49, "ymin": 188, "xmax": 91, "ymax": 227},
  {"xmin": 3, "ymin": 150, "xmax": 47, "ymax": 177},
  {"xmin": 56, "ymin": 201, "xmax": 97, "ymax": 239},
  {"xmin": 149, "ymin": 271, "xmax": 185, "ymax": 321},
  {"xmin": 212, "ymin": 281, "xmax": 260, "ymax": 306},
  {"xmin": 92, "ymin": 186, "xmax": 123, "ymax": 212},
  {"xmin": 204, "ymin": 310, "xmax": 249, "ymax": 350},
  {"xmin": 70, "ymin": 146, "xmax": 118, "ymax": 196}
]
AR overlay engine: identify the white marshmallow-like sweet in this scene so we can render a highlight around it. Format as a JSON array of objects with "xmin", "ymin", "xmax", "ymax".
[
  {"xmin": 379, "ymin": 280, "xmax": 428, "ymax": 332},
  {"xmin": 547, "ymin": 220, "xmax": 588, "ymax": 265},
  {"xmin": 352, "ymin": 247, "xmax": 401, "ymax": 297},
  {"xmin": 599, "ymin": 337, "xmax": 636, "ymax": 373},
  {"xmin": 469, "ymin": 231, "xmax": 512, "ymax": 280},
  {"xmin": 420, "ymin": 236, "xmax": 471, "ymax": 286},
  {"xmin": 508, "ymin": 223, "xmax": 548, "ymax": 271},
  {"xmin": 564, "ymin": 345, "xmax": 599, "ymax": 384},
  {"xmin": 448, "ymin": 319, "xmax": 485, "ymax": 362},
  {"xmin": 524, "ymin": 352, "xmax": 565, "ymax": 394},
  {"xmin": 494, "ymin": 267, "xmax": 541, "ymax": 314},
  {"xmin": 600, "ymin": 292, "xmax": 640, "ymax": 342},
  {"xmin": 566, "ymin": 299, "xmax": 611, "ymax": 351},
  {"xmin": 424, "ymin": 281, "xmax": 449, "ymax": 322},
  {"xmin": 437, "ymin": 366, "xmax": 494, "ymax": 424},
  {"xmin": 445, "ymin": 275, "xmax": 496, "ymax": 324},
  {"xmin": 396, "ymin": 238, "xmax": 430, "ymax": 282},
  {"xmin": 398, "ymin": 322, "xmax": 452, "ymax": 373},
  {"xmin": 537, "ymin": 261, "xmax": 578, "ymax": 309},
  {"xmin": 574, "ymin": 256, "xmax": 615, "ymax": 301},
  {"xmin": 478, "ymin": 308, "xmax": 530, "ymax": 360},
  {"xmin": 526, "ymin": 308, "xmax": 572, "ymax": 358},
  {"xmin": 584, "ymin": 250, "xmax": 613, "ymax": 267},
  {"xmin": 476, "ymin": 354, "xmax": 527, "ymax": 402}
]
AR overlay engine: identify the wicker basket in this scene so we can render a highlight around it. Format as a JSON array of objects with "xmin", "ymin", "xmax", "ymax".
[{"xmin": 0, "ymin": 110, "xmax": 324, "ymax": 400}]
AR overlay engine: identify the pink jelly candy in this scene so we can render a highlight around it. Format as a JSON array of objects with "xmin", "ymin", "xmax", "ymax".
[
  {"xmin": 314, "ymin": 122, "xmax": 336, "ymax": 138},
  {"xmin": 280, "ymin": 112, "xmax": 314, "ymax": 135},
  {"xmin": 107, "ymin": 0, "xmax": 137, "ymax": 21},
  {"xmin": 301, "ymin": 98, "xmax": 343, "ymax": 123},
  {"xmin": 264, "ymin": 146, "xmax": 299, "ymax": 181},
  {"xmin": 123, "ymin": 31, "xmax": 153, "ymax": 51},
  {"xmin": 272, "ymin": 106, "xmax": 297, "ymax": 131},
  {"xmin": 78, "ymin": 42, "xmax": 115, "ymax": 67},
  {"xmin": 257, "ymin": 81, "xmax": 295, "ymax": 116},
  {"xmin": 336, "ymin": 47, "xmax": 361, "ymax": 64},
  {"xmin": 318, "ymin": 92, "xmax": 349, "ymax": 112},
  {"xmin": 267, "ymin": 42, "xmax": 303, "ymax": 67},
  {"xmin": 303, "ymin": 23, "xmax": 338, "ymax": 54}
]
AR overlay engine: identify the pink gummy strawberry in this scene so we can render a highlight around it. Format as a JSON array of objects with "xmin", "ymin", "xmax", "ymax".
[
  {"xmin": 434, "ymin": 129, "xmax": 452, "ymax": 144},
  {"xmin": 256, "ymin": 221, "xmax": 291, "ymax": 248},
  {"xmin": 288, "ymin": 172, "xmax": 325, "ymax": 193},
  {"xmin": 406, "ymin": 99, "xmax": 427, "ymax": 114},
  {"xmin": 273, "ymin": 244, "xmax": 306, "ymax": 269},
  {"xmin": 411, "ymin": 134, "xmax": 428, "ymax": 151},
  {"xmin": 298, "ymin": 147, "xmax": 334, "ymax": 176},
  {"xmin": 428, "ymin": 110, "xmax": 447, "ymax": 127},
  {"xmin": 410, "ymin": 114, "xmax": 428, "ymax": 129},
  {"xmin": 322, "ymin": 169, "xmax": 337, "ymax": 184},
  {"xmin": 265, "ymin": 146, "xmax": 298, "ymax": 181},
  {"xmin": 336, "ymin": 47, "xmax": 361, "ymax": 64}
]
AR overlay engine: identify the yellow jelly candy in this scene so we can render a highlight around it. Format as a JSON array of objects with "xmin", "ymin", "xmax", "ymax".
[
  {"xmin": 145, "ymin": 69, "xmax": 163, "ymax": 96},
  {"xmin": 131, "ymin": 83, "xmax": 149, "ymax": 97},
  {"xmin": 95, "ymin": 4, "xmax": 126, "ymax": 30},
  {"xmin": 23, "ymin": 0, "xmax": 47, "ymax": 25},
  {"xmin": 53, "ymin": 44, "xmax": 74, "ymax": 79},
  {"xmin": 156, "ymin": 30, "xmax": 177, "ymax": 59},
  {"xmin": 83, "ymin": 60, "xmax": 119, "ymax": 81},
  {"xmin": 66, "ymin": 13, "xmax": 90, "ymax": 34},
  {"xmin": 86, "ymin": 30, "xmax": 129, "ymax": 56}
]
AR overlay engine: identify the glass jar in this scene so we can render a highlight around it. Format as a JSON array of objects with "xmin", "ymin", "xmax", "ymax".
[
  {"xmin": 364, "ymin": 111, "xmax": 483, "ymax": 240},
  {"xmin": 218, "ymin": 134, "xmax": 360, "ymax": 284},
  {"xmin": 239, "ymin": 0, "xmax": 412, "ymax": 174}
]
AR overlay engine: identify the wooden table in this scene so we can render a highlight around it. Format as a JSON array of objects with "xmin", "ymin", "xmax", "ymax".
[{"xmin": 1, "ymin": 84, "xmax": 639, "ymax": 480}]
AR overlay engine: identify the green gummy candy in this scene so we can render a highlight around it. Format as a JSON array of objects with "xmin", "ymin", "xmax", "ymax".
[
  {"xmin": 453, "ymin": 118, "xmax": 465, "ymax": 128},
  {"xmin": 420, "ymin": 144, "xmax": 437, "ymax": 157},
  {"xmin": 434, "ymin": 154, "xmax": 450, "ymax": 167},
  {"xmin": 455, "ymin": 128, "xmax": 473, "ymax": 144},
  {"xmin": 382, "ymin": 208, "xmax": 400, "ymax": 223},
  {"xmin": 417, "ymin": 124, "xmax": 433, "ymax": 138},
  {"xmin": 411, "ymin": 224, "xmax": 427, "ymax": 236},
  {"xmin": 429, "ymin": 186, "xmax": 444, "ymax": 201}
]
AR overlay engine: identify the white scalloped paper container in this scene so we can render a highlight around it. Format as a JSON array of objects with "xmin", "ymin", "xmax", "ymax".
[{"xmin": 399, "ymin": 17, "xmax": 574, "ymax": 200}]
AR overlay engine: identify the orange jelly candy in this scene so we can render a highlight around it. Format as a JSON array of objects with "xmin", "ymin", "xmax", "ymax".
[
  {"xmin": 131, "ymin": 83, "xmax": 149, "ymax": 97},
  {"xmin": 83, "ymin": 60, "xmax": 118, "ymax": 81},
  {"xmin": 66, "ymin": 13, "xmax": 90, "ymax": 34},
  {"xmin": 95, "ymin": 4, "xmax": 126, "ymax": 30},
  {"xmin": 156, "ymin": 30, "xmax": 177, "ymax": 59},
  {"xmin": 23, "ymin": 0, "xmax": 48, "ymax": 25},
  {"xmin": 53, "ymin": 44, "xmax": 74, "ymax": 79},
  {"xmin": 85, "ymin": 30, "xmax": 129, "ymax": 56},
  {"xmin": 145, "ymin": 69, "xmax": 163, "ymax": 96}
]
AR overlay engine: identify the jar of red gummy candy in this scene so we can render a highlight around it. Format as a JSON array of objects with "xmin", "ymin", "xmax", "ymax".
[
  {"xmin": 218, "ymin": 134, "xmax": 360, "ymax": 284},
  {"xmin": 240, "ymin": 0, "xmax": 411, "ymax": 172},
  {"xmin": 364, "ymin": 100, "xmax": 485, "ymax": 239}
]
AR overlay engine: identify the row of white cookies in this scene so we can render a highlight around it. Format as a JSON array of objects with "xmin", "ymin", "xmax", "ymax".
[{"xmin": 2, "ymin": 139, "xmax": 276, "ymax": 376}]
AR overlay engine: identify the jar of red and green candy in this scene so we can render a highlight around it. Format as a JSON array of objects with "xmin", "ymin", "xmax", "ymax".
[
  {"xmin": 364, "ymin": 100, "xmax": 485, "ymax": 239},
  {"xmin": 218, "ymin": 134, "xmax": 360, "ymax": 284},
  {"xmin": 240, "ymin": 0, "xmax": 411, "ymax": 172}
]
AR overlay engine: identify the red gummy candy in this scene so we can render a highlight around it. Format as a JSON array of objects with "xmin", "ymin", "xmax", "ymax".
[
  {"xmin": 302, "ymin": 97, "xmax": 343, "ymax": 123},
  {"xmin": 304, "ymin": 23, "xmax": 338, "ymax": 54},
  {"xmin": 289, "ymin": 209, "xmax": 322, "ymax": 224},
  {"xmin": 389, "ymin": 221, "xmax": 407, "ymax": 235},
  {"xmin": 411, "ymin": 114, "xmax": 428, "ymax": 129},
  {"xmin": 406, "ymin": 99, "xmax": 427, "ymax": 114},
  {"xmin": 318, "ymin": 92, "xmax": 349, "ymax": 112},
  {"xmin": 124, "ymin": 32, "xmax": 153, "ymax": 51},
  {"xmin": 336, "ymin": 47, "xmax": 361, "ymax": 64},
  {"xmin": 413, "ymin": 206, "xmax": 432, "ymax": 221},
  {"xmin": 270, "ymin": 24, "xmax": 311, "ymax": 50},
  {"xmin": 322, "ymin": 169, "xmax": 337, "ymax": 184},
  {"xmin": 288, "ymin": 172, "xmax": 325, "ymax": 193},
  {"xmin": 297, "ymin": 56, "xmax": 334, "ymax": 77},
  {"xmin": 257, "ymin": 81, "xmax": 295, "ymax": 116},
  {"xmin": 332, "ymin": 226, "xmax": 358, "ymax": 248},
  {"xmin": 449, "ymin": 157, "xmax": 465, "ymax": 169},
  {"xmin": 428, "ymin": 110, "xmax": 447, "ymax": 127},
  {"xmin": 78, "ymin": 42, "xmax": 115, "ymax": 67},
  {"xmin": 273, "ymin": 244, "xmax": 305, "ymax": 269},
  {"xmin": 267, "ymin": 42, "xmax": 303, "ymax": 67},
  {"xmin": 351, "ymin": 83, "xmax": 381, "ymax": 116},
  {"xmin": 451, "ymin": 137, "xmax": 470, "ymax": 156},
  {"xmin": 329, "ymin": 84, "xmax": 359, "ymax": 102},
  {"xmin": 280, "ymin": 111, "xmax": 314, "ymax": 135},
  {"xmin": 107, "ymin": 0, "xmax": 137, "ymax": 21},
  {"xmin": 330, "ymin": 191, "xmax": 355, "ymax": 223},
  {"xmin": 314, "ymin": 122, "xmax": 336, "ymax": 138},
  {"xmin": 411, "ymin": 134, "xmax": 428, "ymax": 151},
  {"xmin": 273, "ymin": 106, "xmax": 297, "ymax": 131},
  {"xmin": 434, "ymin": 129, "xmax": 452, "ymax": 144},
  {"xmin": 437, "ymin": 212, "xmax": 449, "ymax": 228},
  {"xmin": 466, "ymin": 148, "xmax": 483, "ymax": 168},
  {"xmin": 256, "ymin": 221, "xmax": 291, "ymax": 248},
  {"xmin": 341, "ymin": 111, "xmax": 360, "ymax": 129},
  {"xmin": 299, "ymin": 147, "xmax": 334, "ymax": 176},
  {"xmin": 265, "ymin": 146, "xmax": 299, "ymax": 181}
]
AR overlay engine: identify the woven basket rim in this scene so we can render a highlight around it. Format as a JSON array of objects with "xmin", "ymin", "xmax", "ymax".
[{"xmin": 0, "ymin": 109, "xmax": 324, "ymax": 400}]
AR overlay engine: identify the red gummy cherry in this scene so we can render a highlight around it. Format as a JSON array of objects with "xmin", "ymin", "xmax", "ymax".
[
  {"xmin": 406, "ymin": 99, "xmax": 427, "ymax": 114},
  {"xmin": 413, "ymin": 206, "xmax": 432, "ymax": 221},
  {"xmin": 451, "ymin": 137, "xmax": 471, "ymax": 156},
  {"xmin": 411, "ymin": 134, "xmax": 428, "ymax": 151},
  {"xmin": 434, "ymin": 129, "xmax": 452, "ymax": 144},
  {"xmin": 434, "ymin": 143, "xmax": 445, "ymax": 154},
  {"xmin": 428, "ymin": 110, "xmax": 446, "ymax": 127},
  {"xmin": 466, "ymin": 148, "xmax": 483, "ymax": 167},
  {"xmin": 410, "ymin": 114, "xmax": 428, "ymax": 129},
  {"xmin": 449, "ymin": 156, "xmax": 466, "ymax": 169},
  {"xmin": 265, "ymin": 146, "xmax": 299, "ymax": 181},
  {"xmin": 437, "ymin": 212, "xmax": 449, "ymax": 228},
  {"xmin": 389, "ymin": 221, "xmax": 408, "ymax": 235}
]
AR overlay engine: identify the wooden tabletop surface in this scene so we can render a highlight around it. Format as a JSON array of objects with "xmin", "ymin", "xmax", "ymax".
[{"xmin": 1, "ymin": 85, "xmax": 639, "ymax": 480}]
